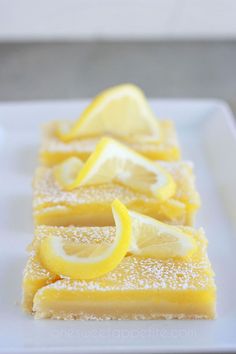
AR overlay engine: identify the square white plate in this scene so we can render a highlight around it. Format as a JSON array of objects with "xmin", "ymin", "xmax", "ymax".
[{"xmin": 0, "ymin": 99, "xmax": 236, "ymax": 354}]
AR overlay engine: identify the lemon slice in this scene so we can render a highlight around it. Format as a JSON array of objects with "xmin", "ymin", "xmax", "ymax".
[
  {"xmin": 55, "ymin": 137, "xmax": 176, "ymax": 200},
  {"xmin": 129, "ymin": 210, "xmax": 197, "ymax": 258},
  {"xmin": 53, "ymin": 157, "xmax": 84, "ymax": 190},
  {"xmin": 39, "ymin": 200, "xmax": 131, "ymax": 280},
  {"xmin": 57, "ymin": 84, "xmax": 161, "ymax": 142}
]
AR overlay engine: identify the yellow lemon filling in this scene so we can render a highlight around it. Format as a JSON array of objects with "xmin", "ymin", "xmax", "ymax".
[{"xmin": 33, "ymin": 160, "xmax": 200, "ymax": 227}]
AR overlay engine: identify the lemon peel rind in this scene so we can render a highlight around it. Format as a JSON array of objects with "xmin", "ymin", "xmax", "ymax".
[{"xmin": 39, "ymin": 199, "xmax": 131, "ymax": 280}]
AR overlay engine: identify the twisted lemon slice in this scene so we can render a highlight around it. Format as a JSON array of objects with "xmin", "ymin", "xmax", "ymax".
[
  {"xmin": 39, "ymin": 200, "xmax": 196, "ymax": 281},
  {"xmin": 129, "ymin": 210, "xmax": 197, "ymax": 258},
  {"xmin": 39, "ymin": 200, "xmax": 131, "ymax": 280},
  {"xmin": 57, "ymin": 84, "xmax": 161, "ymax": 142},
  {"xmin": 54, "ymin": 137, "xmax": 176, "ymax": 200}
]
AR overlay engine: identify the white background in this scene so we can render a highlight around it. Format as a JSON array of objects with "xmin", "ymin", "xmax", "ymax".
[{"xmin": 0, "ymin": 0, "xmax": 236, "ymax": 41}]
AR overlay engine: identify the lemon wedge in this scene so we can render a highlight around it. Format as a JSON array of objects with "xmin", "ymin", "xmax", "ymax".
[
  {"xmin": 53, "ymin": 157, "xmax": 84, "ymax": 190},
  {"xmin": 39, "ymin": 200, "xmax": 131, "ymax": 280},
  {"xmin": 57, "ymin": 84, "xmax": 161, "ymax": 142},
  {"xmin": 129, "ymin": 210, "xmax": 197, "ymax": 258},
  {"xmin": 54, "ymin": 137, "xmax": 176, "ymax": 200}
]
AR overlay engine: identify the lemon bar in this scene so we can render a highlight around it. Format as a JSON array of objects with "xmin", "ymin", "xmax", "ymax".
[
  {"xmin": 40, "ymin": 120, "xmax": 180, "ymax": 166},
  {"xmin": 23, "ymin": 225, "xmax": 216, "ymax": 319},
  {"xmin": 33, "ymin": 161, "xmax": 200, "ymax": 227},
  {"xmin": 22, "ymin": 254, "xmax": 59, "ymax": 313},
  {"xmin": 23, "ymin": 226, "xmax": 113, "ymax": 312}
]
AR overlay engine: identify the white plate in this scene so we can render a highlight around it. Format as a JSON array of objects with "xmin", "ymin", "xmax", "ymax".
[{"xmin": 0, "ymin": 99, "xmax": 236, "ymax": 354}]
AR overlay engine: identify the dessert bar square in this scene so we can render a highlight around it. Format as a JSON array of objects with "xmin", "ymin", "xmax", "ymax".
[
  {"xmin": 33, "ymin": 161, "xmax": 200, "ymax": 227},
  {"xmin": 23, "ymin": 225, "xmax": 216, "ymax": 320},
  {"xmin": 40, "ymin": 120, "xmax": 180, "ymax": 166}
]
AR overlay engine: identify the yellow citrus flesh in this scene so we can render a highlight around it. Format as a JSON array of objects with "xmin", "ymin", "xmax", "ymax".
[
  {"xmin": 39, "ymin": 200, "xmax": 131, "ymax": 280},
  {"xmin": 53, "ymin": 157, "xmax": 84, "ymax": 190},
  {"xmin": 56, "ymin": 84, "xmax": 161, "ymax": 142},
  {"xmin": 54, "ymin": 137, "xmax": 176, "ymax": 200},
  {"xmin": 129, "ymin": 210, "xmax": 197, "ymax": 258}
]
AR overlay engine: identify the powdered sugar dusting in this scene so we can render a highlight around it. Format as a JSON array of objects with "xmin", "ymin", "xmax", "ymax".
[
  {"xmin": 29, "ymin": 225, "xmax": 115, "ymax": 252},
  {"xmin": 23, "ymin": 255, "xmax": 56, "ymax": 281},
  {"xmin": 33, "ymin": 161, "xmax": 200, "ymax": 213},
  {"xmin": 40, "ymin": 120, "xmax": 179, "ymax": 155},
  {"xmin": 36, "ymin": 251, "xmax": 213, "ymax": 293}
]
